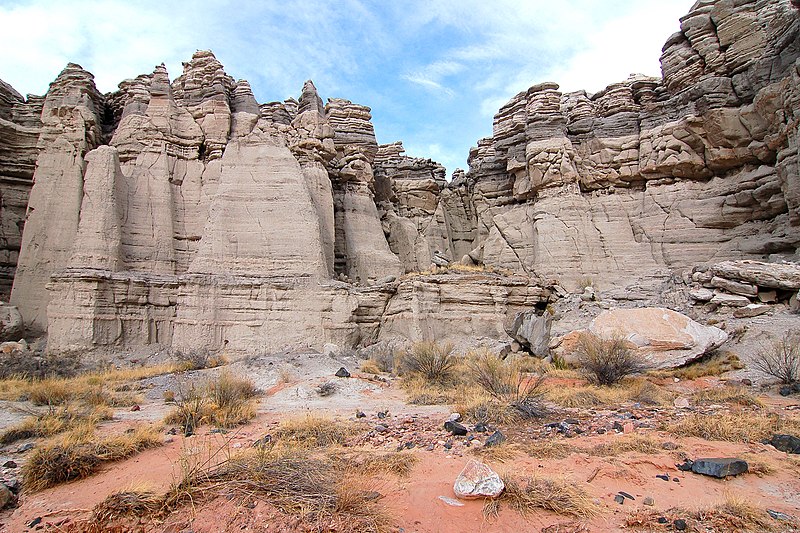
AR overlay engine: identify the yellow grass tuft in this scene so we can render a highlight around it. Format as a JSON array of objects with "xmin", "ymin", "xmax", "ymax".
[
  {"xmin": 0, "ymin": 405, "xmax": 113, "ymax": 445},
  {"xmin": 524, "ymin": 439, "xmax": 576, "ymax": 459},
  {"xmin": 487, "ymin": 474, "xmax": 600, "ymax": 518},
  {"xmin": 691, "ymin": 386, "xmax": 763, "ymax": 407},
  {"xmin": 667, "ymin": 412, "xmax": 800, "ymax": 443},
  {"xmin": 274, "ymin": 415, "xmax": 354, "ymax": 448},
  {"xmin": 584, "ymin": 434, "xmax": 663, "ymax": 457}
]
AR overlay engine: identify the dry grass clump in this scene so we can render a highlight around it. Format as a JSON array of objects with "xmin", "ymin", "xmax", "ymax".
[
  {"xmin": 467, "ymin": 350, "xmax": 547, "ymax": 419},
  {"xmin": 524, "ymin": 439, "xmax": 576, "ymax": 459},
  {"xmin": 752, "ymin": 337, "xmax": 800, "ymax": 385},
  {"xmin": 359, "ymin": 359, "xmax": 382, "ymax": 375},
  {"xmin": 398, "ymin": 341, "xmax": 456, "ymax": 384},
  {"xmin": 651, "ymin": 351, "xmax": 744, "ymax": 380},
  {"xmin": 741, "ymin": 454, "xmax": 776, "ymax": 477},
  {"xmin": 173, "ymin": 348, "xmax": 227, "ymax": 371},
  {"xmin": 470, "ymin": 442, "xmax": 520, "ymax": 462},
  {"xmin": 585, "ymin": 435, "xmax": 662, "ymax": 457},
  {"xmin": 166, "ymin": 371, "xmax": 259, "ymax": 433},
  {"xmin": 667, "ymin": 412, "xmax": 800, "ymax": 443},
  {"xmin": 78, "ymin": 487, "xmax": 162, "ymax": 532},
  {"xmin": 22, "ymin": 425, "xmax": 162, "ymax": 492},
  {"xmin": 545, "ymin": 378, "xmax": 671, "ymax": 408},
  {"xmin": 0, "ymin": 405, "xmax": 112, "ymax": 445},
  {"xmin": 453, "ymin": 391, "xmax": 521, "ymax": 425},
  {"xmin": 164, "ymin": 447, "xmax": 391, "ymax": 532},
  {"xmin": 692, "ymin": 386, "xmax": 763, "ymax": 407},
  {"xmin": 274, "ymin": 415, "xmax": 354, "ymax": 448},
  {"xmin": 625, "ymin": 493, "xmax": 784, "ymax": 532},
  {"xmin": 337, "ymin": 451, "xmax": 419, "ymax": 478},
  {"xmin": 574, "ymin": 333, "xmax": 648, "ymax": 386},
  {"xmin": 486, "ymin": 474, "xmax": 599, "ymax": 518}
]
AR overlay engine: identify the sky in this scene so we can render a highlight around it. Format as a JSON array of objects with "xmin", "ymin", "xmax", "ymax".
[{"xmin": 0, "ymin": 0, "xmax": 695, "ymax": 175}]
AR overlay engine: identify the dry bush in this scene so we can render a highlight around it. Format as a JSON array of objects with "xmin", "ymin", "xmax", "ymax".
[
  {"xmin": 81, "ymin": 488, "xmax": 162, "ymax": 532},
  {"xmin": 174, "ymin": 348, "xmax": 226, "ymax": 371},
  {"xmin": 164, "ymin": 448, "xmax": 390, "ymax": 532},
  {"xmin": 167, "ymin": 372, "xmax": 259, "ymax": 432},
  {"xmin": 525, "ymin": 440, "xmax": 576, "ymax": 459},
  {"xmin": 0, "ymin": 405, "xmax": 112, "ymax": 445},
  {"xmin": 487, "ymin": 474, "xmax": 599, "ymax": 518},
  {"xmin": 399, "ymin": 341, "xmax": 456, "ymax": 384},
  {"xmin": 470, "ymin": 442, "xmax": 520, "ymax": 462},
  {"xmin": 545, "ymin": 378, "xmax": 671, "ymax": 408},
  {"xmin": 625, "ymin": 492, "xmax": 784, "ymax": 532},
  {"xmin": 752, "ymin": 337, "xmax": 800, "ymax": 384},
  {"xmin": 0, "ymin": 351, "xmax": 84, "ymax": 380},
  {"xmin": 338, "ymin": 451, "xmax": 419, "ymax": 478},
  {"xmin": 467, "ymin": 350, "xmax": 547, "ymax": 418},
  {"xmin": 453, "ymin": 391, "xmax": 520, "ymax": 425},
  {"xmin": 316, "ymin": 381, "xmax": 338, "ymax": 397},
  {"xmin": 401, "ymin": 374, "xmax": 465, "ymax": 405},
  {"xmin": 574, "ymin": 333, "xmax": 648, "ymax": 386},
  {"xmin": 359, "ymin": 359, "xmax": 382, "ymax": 375},
  {"xmin": 274, "ymin": 415, "xmax": 353, "ymax": 448},
  {"xmin": 740, "ymin": 454, "xmax": 776, "ymax": 477},
  {"xmin": 22, "ymin": 425, "xmax": 162, "ymax": 492},
  {"xmin": 667, "ymin": 412, "xmax": 800, "ymax": 443},
  {"xmin": 692, "ymin": 386, "xmax": 763, "ymax": 407},
  {"xmin": 585, "ymin": 435, "xmax": 662, "ymax": 457},
  {"xmin": 652, "ymin": 351, "xmax": 743, "ymax": 380}
]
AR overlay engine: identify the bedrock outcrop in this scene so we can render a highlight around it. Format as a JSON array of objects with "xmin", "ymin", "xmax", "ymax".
[{"xmin": 1, "ymin": 0, "xmax": 798, "ymax": 355}]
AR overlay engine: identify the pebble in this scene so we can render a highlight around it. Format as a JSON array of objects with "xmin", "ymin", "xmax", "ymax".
[
  {"xmin": 674, "ymin": 518, "xmax": 687, "ymax": 531},
  {"xmin": 643, "ymin": 496, "xmax": 654, "ymax": 506},
  {"xmin": 614, "ymin": 494, "xmax": 625, "ymax": 505},
  {"xmin": 2, "ymin": 461, "xmax": 17, "ymax": 469}
]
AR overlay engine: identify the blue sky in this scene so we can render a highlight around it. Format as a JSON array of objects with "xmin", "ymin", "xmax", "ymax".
[{"xmin": 0, "ymin": 0, "xmax": 694, "ymax": 174}]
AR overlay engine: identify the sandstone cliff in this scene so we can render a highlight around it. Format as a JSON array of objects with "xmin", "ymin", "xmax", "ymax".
[{"xmin": 0, "ymin": 0, "xmax": 797, "ymax": 355}]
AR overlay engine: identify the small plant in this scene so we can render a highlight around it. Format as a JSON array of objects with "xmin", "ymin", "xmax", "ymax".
[
  {"xmin": 174, "ymin": 348, "xmax": 226, "ymax": 371},
  {"xmin": 752, "ymin": 337, "xmax": 799, "ymax": 384},
  {"xmin": 167, "ymin": 372, "xmax": 259, "ymax": 432},
  {"xmin": 486, "ymin": 474, "xmax": 599, "ymax": 518},
  {"xmin": 468, "ymin": 350, "xmax": 547, "ymax": 418},
  {"xmin": 274, "ymin": 415, "xmax": 353, "ymax": 448},
  {"xmin": 400, "ymin": 341, "xmax": 456, "ymax": 384},
  {"xmin": 574, "ymin": 333, "xmax": 648, "ymax": 386},
  {"xmin": 316, "ymin": 381, "xmax": 337, "ymax": 397},
  {"xmin": 359, "ymin": 359, "xmax": 382, "ymax": 375}
]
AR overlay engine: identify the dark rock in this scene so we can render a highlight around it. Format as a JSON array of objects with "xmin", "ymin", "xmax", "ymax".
[
  {"xmin": 779, "ymin": 383, "xmax": 800, "ymax": 396},
  {"xmin": 674, "ymin": 518, "xmax": 687, "ymax": 531},
  {"xmin": 473, "ymin": 422, "xmax": 489, "ymax": 433},
  {"xmin": 767, "ymin": 509, "xmax": 794, "ymax": 521},
  {"xmin": 740, "ymin": 378, "xmax": 752, "ymax": 386},
  {"xmin": 28, "ymin": 517, "xmax": 42, "ymax": 528},
  {"xmin": 130, "ymin": 404, "xmax": 141, "ymax": 411},
  {"xmin": 596, "ymin": 428, "xmax": 606, "ymax": 434},
  {"xmin": 563, "ymin": 418, "xmax": 580, "ymax": 425},
  {"xmin": 375, "ymin": 424, "xmax": 388, "ymax": 433},
  {"xmin": 661, "ymin": 441, "xmax": 679, "ymax": 450},
  {"xmin": 3, "ymin": 461, "xmax": 17, "ymax": 469},
  {"xmin": 355, "ymin": 410, "xmax": 366, "ymax": 418},
  {"xmin": 485, "ymin": 431, "xmax": 506, "ymax": 447},
  {"xmin": 769, "ymin": 434, "xmax": 800, "ymax": 454},
  {"xmin": 690, "ymin": 458, "xmax": 748, "ymax": 478},
  {"xmin": 656, "ymin": 474, "xmax": 670, "ymax": 481},
  {"xmin": 673, "ymin": 477, "xmax": 680, "ymax": 483},
  {"xmin": 210, "ymin": 428, "xmax": 228, "ymax": 434},
  {"xmin": 362, "ymin": 491, "xmax": 383, "ymax": 501},
  {"xmin": 612, "ymin": 421, "xmax": 624, "ymax": 432},
  {"xmin": 335, "ymin": 367, "xmax": 351, "ymax": 378},
  {"xmin": 657, "ymin": 517, "xmax": 668, "ymax": 524},
  {"xmin": 16, "ymin": 443, "xmax": 34, "ymax": 453},
  {"xmin": 252, "ymin": 435, "xmax": 272, "ymax": 448},
  {"xmin": 618, "ymin": 491, "xmax": 635, "ymax": 500},
  {"xmin": 377, "ymin": 410, "xmax": 388, "ymax": 419},
  {"xmin": 167, "ymin": 427, "xmax": 178, "ymax": 435},
  {"xmin": 614, "ymin": 494, "xmax": 625, "ymax": 504},
  {"xmin": 0, "ymin": 484, "xmax": 12, "ymax": 509},
  {"xmin": 676, "ymin": 459, "xmax": 694, "ymax": 471},
  {"xmin": 444, "ymin": 440, "xmax": 453, "ymax": 450},
  {"xmin": 444, "ymin": 421, "xmax": 468, "ymax": 436}
]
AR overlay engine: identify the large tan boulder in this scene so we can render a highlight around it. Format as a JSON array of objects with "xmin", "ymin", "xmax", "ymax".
[{"xmin": 589, "ymin": 307, "xmax": 728, "ymax": 369}]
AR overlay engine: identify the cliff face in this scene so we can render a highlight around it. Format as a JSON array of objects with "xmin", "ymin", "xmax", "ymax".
[{"xmin": 0, "ymin": 0, "xmax": 797, "ymax": 354}]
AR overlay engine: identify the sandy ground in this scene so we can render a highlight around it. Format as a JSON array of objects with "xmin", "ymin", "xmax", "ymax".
[{"xmin": 0, "ymin": 348, "xmax": 798, "ymax": 532}]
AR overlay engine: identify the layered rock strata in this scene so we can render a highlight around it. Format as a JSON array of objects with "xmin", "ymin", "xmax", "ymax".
[{"xmin": 2, "ymin": 0, "xmax": 798, "ymax": 355}]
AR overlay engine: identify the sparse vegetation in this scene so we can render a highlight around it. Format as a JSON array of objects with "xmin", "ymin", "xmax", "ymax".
[
  {"xmin": 399, "ymin": 341, "xmax": 456, "ymax": 384},
  {"xmin": 650, "ymin": 351, "xmax": 744, "ymax": 380},
  {"xmin": 0, "ymin": 404, "xmax": 112, "ymax": 445},
  {"xmin": 524, "ymin": 439, "xmax": 575, "ymax": 459},
  {"xmin": 574, "ymin": 333, "xmax": 648, "ymax": 386},
  {"xmin": 174, "ymin": 348, "xmax": 227, "ymax": 371},
  {"xmin": 166, "ymin": 371, "xmax": 260, "ymax": 433},
  {"xmin": 359, "ymin": 359, "xmax": 382, "ymax": 375},
  {"xmin": 545, "ymin": 377, "xmax": 672, "ymax": 408},
  {"xmin": 468, "ymin": 350, "xmax": 547, "ymax": 418},
  {"xmin": 752, "ymin": 337, "xmax": 800, "ymax": 385},
  {"xmin": 22, "ymin": 425, "xmax": 162, "ymax": 492},
  {"xmin": 667, "ymin": 412, "xmax": 800, "ymax": 443},
  {"xmin": 316, "ymin": 381, "xmax": 338, "ymax": 396},
  {"xmin": 585, "ymin": 434, "xmax": 662, "ymax": 456},
  {"xmin": 486, "ymin": 474, "xmax": 599, "ymax": 518},
  {"xmin": 273, "ymin": 415, "xmax": 353, "ymax": 448},
  {"xmin": 692, "ymin": 386, "xmax": 763, "ymax": 407}
]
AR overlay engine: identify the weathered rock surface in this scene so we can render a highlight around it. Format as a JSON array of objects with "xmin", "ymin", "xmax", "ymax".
[
  {"xmin": 505, "ymin": 309, "xmax": 552, "ymax": 357},
  {"xmin": 690, "ymin": 458, "xmax": 749, "ymax": 478},
  {"xmin": 589, "ymin": 307, "xmax": 728, "ymax": 368},
  {"xmin": 2, "ymin": 0, "xmax": 799, "ymax": 355},
  {"xmin": 0, "ymin": 303, "xmax": 23, "ymax": 342},
  {"xmin": 453, "ymin": 460, "xmax": 504, "ymax": 499}
]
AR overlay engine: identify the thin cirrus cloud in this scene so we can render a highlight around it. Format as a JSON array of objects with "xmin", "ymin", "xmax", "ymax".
[{"xmin": 0, "ymin": 0, "xmax": 694, "ymax": 174}]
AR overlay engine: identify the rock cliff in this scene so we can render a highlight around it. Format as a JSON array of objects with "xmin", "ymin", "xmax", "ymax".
[{"xmin": 0, "ymin": 0, "xmax": 797, "ymax": 355}]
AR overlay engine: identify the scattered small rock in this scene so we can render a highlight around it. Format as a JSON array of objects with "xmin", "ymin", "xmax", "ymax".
[
  {"xmin": 614, "ymin": 494, "xmax": 625, "ymax": 505},
  {"xmin": 643, "ymin": 496, "xmax": 654, "ymax": 506},
  {"xmin": 618, "ymin": 491, "xmax": 635, "ymax": 501},
  {"xmin": 779, "ymin": 383, "xmax": 800, "ymax": 396},
  {"xmin": 661, "ymin": 441, "xmax": 679, "ymax": 450},
  {"xmin": 377, "ymin": 410, "xmax": 388, "ymax": 419},
  {"xmin": 438, "ymin": 495, "xmax": 465, "ymax": 507},
  {"xmin": 375, "ymin": 424, "xmax": 389, "ymax": 434},
  {"xmin": 657, "ymin": 517, "xmax": 668, "ymax": 524},
  {"xmin": 769, "ymin": 434, "xmax": 800, "ymax": 454},
  {"xmin": 3, "ymin": 461, "xmax": 17, "ymax": 469},
  {"xmin": 444, "ymin": 421, "xmax": 468, "ymax": 436},
  {"xmin": 767, "ymin": 509, "xmax": 794, "ymax": 522},
  {"xmin": 335, "ymin": 367, "xmax": 351, "ymax": 378},
  {"xmin": 690, "ymin": 458, "xmax": 748, "ymax": 478},
  {"xmin": 28, "ymin": 517, "xmax": 42, "ymax": 528},
  {"xmin": 448, "ymin": 413, "xmax": 462, "ymax": 423},
  {"xmin": 474, "ymin": 422, "xmax": 488, "ymax": 433},
  {"xmin": 362, "ymin": 491, "xmax": 383, "ymax": 501},
  {"xmin": 676, "ymin": 459, "xmax": 694, "ymax": 472},
  {"xmin": 656, "ymin": 474, "xmax": 670, "ymax": 481},
  {"xmin": 130, "ymin": 404, "xmax": 141, "ymax": 411},
  {"xmin": 0, "ymin": 484, "xmax": 12, "ymax": 509},
  {"xmin": 674, "ymin": 518, "xmax": 687, "ymax": 531},
  {"xmin": 485, "ymin": 431, "xmax": 506, "ymax": 447},
  {"xmin": 453, "ymin": 460, "xmax": 504, "ymax": 499},
  {"xmin": 16, "ymin": 443, "xmax": 34, "ymax": 453},
  {"xmin": 355, "ymin": 410, "xmax": 366, "ymax": 418}
]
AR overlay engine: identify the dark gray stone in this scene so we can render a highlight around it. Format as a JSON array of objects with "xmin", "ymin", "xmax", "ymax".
[
  {"xmin": 485, "ymin": 431, "xmax": 506, "ymax": 447},
  {"xmin": 674, "ymin": 518, "xmax": 687, "ymax": 531},
  {"xmin": 690, "ymin": 458, "xmax": 748, "ymax": 478},
  {"xmin": 444, "ymin": 420, "xmax": 468, "ymax": 436},
  {"xmin": 769, "ymin": 434, "xmax": 800, "ymax": 454},
  {"xmin": 614, "ymin": 494, "xmax": 625, "ymax": 504},
  {"xmin": 335, "ymin": 367, "xmax": 351, "ymax": 378}
]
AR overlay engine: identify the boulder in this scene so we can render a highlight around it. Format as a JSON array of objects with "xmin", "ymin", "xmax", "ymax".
[
  {"xmin": 690, "ymin": 458, "xmax": 748, "ymax": 478},
  {"xmin": 444, "ymin": 421, "xmax": 468, "ymax": 436},
  {"xmin": 710, "ymin": 261, "xmax": 800, "ymax": 291},
  {"xmin": 506, "ymin": 310, "xmax": 552, "ymax": 357},
  {"xmin": 0, "ymin": 303, "xmax": 23, "ymax": 342},
  {"xmin": 589, "ymin": 307, "xmax": 727, "ymax": 369},
  {"xmin": 769, "ymin": 434, "xmax": 800, "ymax": 454},
  {"xmin": 453, "ymin": 460, "xmax": 504, "ymax": 499}
]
